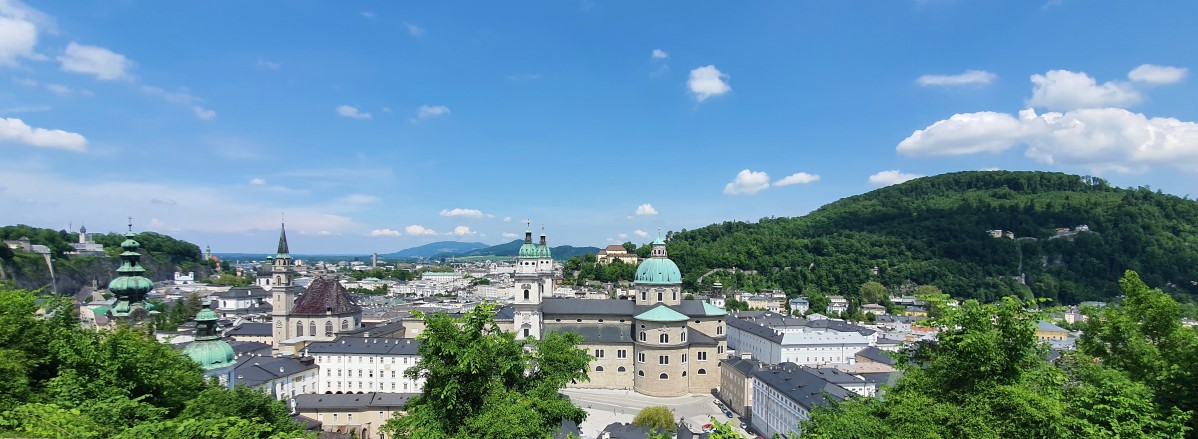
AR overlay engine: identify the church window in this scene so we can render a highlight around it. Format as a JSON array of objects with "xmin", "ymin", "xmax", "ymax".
[
  {"xmin": 296, "ymin": 321, "xmax": 303, "ymax": 336},
  {"xmin": 717, "ymin": 326, "xmax": 723, "ymax": 335},
  {"xmin": 594, "ymin": 349, "xmax": 604, "ymax": 358},
  {"xmin": 658, "ymin": 291, "xmax": 663, "ymax": 302},
  {"xmin": 698, "ymin": 352, "xmax": 707, "ymax": 361},
  {"xmin": 718, "ymin": 346, "xmax": 724, "ymax": 354},
  {"xmin": 641, "ymin": 291, "xmax": 646, "ymax": 301},
  {"xmin": 638, "ymin": 370, "xmax": 645, "ymax": 377},
  {"xmin": 524, "ymin": 290, "xmax": 530, "ymax": 300},
  {"xmin": 639, "ymin": 332, "xmax": 646, "ymax": 342},
  {"xmin": 682, "ymin": 371, "xmax": 687, "ymax": 377},
  {"xmin": 341, "ymin": 319, "xmax": 349, "ymax": 330},
  {"xmin": 682, "ymin": 330, "xmax": 687, "ymax": 342},
  {"xmin": 595, "ymin": 366, "xmax": 604, "ymax": 372},
  {"xmin": 309, "ymin": 322, "xmax": 316, "ymax": 336},
  {"xmin": 659, "ymin": 334, "xmax": 669, "ymax": 344},
  {"xmin": 673, "ymin": 291, "xmax": 677, "ymax": 301},
  {"xmin": 618, "ymin": 366, "xmax": 627, "ymax": 373},
  {"xmin": 682, "ymin": 353, "xmax": 687, "ymax": 363},
  {"xmin": 325, "ymin": 322, "xmax": 333, "ymax": 336},
  {"xmin": 698, "ymin": 368, "xmax": 707, "ymax": 375},
  {"xmin": 638, "ymin": 353, "xmax": 645, "ymax": 363},
  {"xmin": 523, "ymin": 328, "xmax": 530, "ymax": 338},
  {"xmin": 659, "ymin": 355, "xmax": 669, "ymax": 365},
  {"xmin": 659, "ymin": 373, "xmax": 669, "ymax": 380},
  {"xmin": 618, "ymin": 349, "xmax": 627, "ymax": 359}
]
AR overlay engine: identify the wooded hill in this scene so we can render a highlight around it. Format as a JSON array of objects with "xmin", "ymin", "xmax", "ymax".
[{"xmin": 666, "ymin": 171, "xmax": 1198, "ymax": 306}]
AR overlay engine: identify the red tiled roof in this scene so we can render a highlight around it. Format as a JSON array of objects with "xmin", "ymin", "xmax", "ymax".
[{"xmin": 292, "ymin": 278, "xmax": 362, "ymax": 316}]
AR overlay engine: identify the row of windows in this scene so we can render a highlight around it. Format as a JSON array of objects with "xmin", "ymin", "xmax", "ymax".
[
  {"xmin": 328, "ymin": 381, "xmax": 413, "ymax": 391},
  {"xmin": 593, "ymin": 349, "xmax": 629, "ymax": 359},
  {"xmin": 295, "ymin": 319, "xmax": 350, "ymax": 337},
  {"xmin": 326, "ymin": 369, "xmax": 415, "ymax": 378}
]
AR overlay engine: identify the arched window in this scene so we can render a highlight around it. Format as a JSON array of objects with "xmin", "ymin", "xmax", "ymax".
[
  {"xmin": 658, "ymin": 291, "xmax": 663, "ymax": 302},
  {"xmin": 309, "ymin": 322, "xmax": 316, "ymax": 336},
  {"xmin": 341, "ymin": 319, "xmax": 349, "ymax": 330},
  {"xmin": 659, "ymin": 373, "xmax": 668, "ymax": 380},
  {"xmin": 639, "ymin": 331, "xmax": 646, "ymax": 342},
  {"xmin": 595, "ymin": 366, "xmax": 604, "ymax": 372},
  {"xmin": 659, "ymin": 333, "xmax": 669, "ymax": 344},
  {"xmin": 524, "ymin": 290, "xmax": 530, "ymax": 300},
  {"xmin": 681, "ymin": 330, "xmax": 687, "ymax": 342},
  {"xmin": 682, "ymin": 371, "xmax": 687, "ymax": 377},
  {"xmin": 618, "ymin": 366, "xmax": 627, "ymax": 373},
  {"xmin": 325, "ymin": 321, "xmax": 333, "ymax": 336},
  {"xmin": 296, "ymin": 321, "xmax": 303, "ymax": 336},
  {"xmin": 638, "ymin": 370, "xmax": 645, "ymax": 377},
  {"xmin": 698, "ymin": 368, "xmax": 707, "ymax": 375},
  {"xmin": 641, "ymin": 291, "xmax": 647, "ymax": 301}
]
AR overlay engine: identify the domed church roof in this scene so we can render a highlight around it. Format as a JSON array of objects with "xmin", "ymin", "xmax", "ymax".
[{"xmin": 635, "ymin": 234, "xmax": 681, "ymax": 284}]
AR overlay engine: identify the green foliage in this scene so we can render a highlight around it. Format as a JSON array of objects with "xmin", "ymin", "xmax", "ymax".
[
  {"xmin": 91, "ymin": 231, "xmax": 202, "ymax": 266},
  {"xmin": 0, "ymin": 285, "xmax": 305, "ymax": 438},
  {"xmin": 859, "ymin": 281, "xmax": 888, "ymax": 304},
  {"xmin": 805, "ymin": 289, "xmax": 829, "ymax": 316},
  {"xmin": 383, "ymin": 303, "xmax": 590, "ymax": 438},
  {"xmin": 667, "ymin": 171, "xmax": 1198, "ymax": 305},
  {"xmin": 0, "ymin": 225, "xmax": 74, "ymax": 257},
  {"xmin": 208, "ymin": 273, "xmax": 250, "ymax": 287},
  {"xmin": 349, "ymin": 268, "xmax": 415, "ymax": 281},
  {"xmin": 631, "ymin": 406, "xmax": 675, "ymax": 432},
  {"xmin": 563, "ymin": 255, "xmax": 636, "ymax": 285},
  {"xmin": 802, "ymin": 282, "xmax": 1190, "ymax": 439}
]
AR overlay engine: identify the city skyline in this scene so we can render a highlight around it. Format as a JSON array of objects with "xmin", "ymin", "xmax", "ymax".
[{"xmin": 2, "ymin": 1, "xmax": 1197, "ymax": 252}]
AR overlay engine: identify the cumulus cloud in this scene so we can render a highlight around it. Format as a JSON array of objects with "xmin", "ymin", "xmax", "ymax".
[
  {"xmin": 897, "ymin": 111, "xmax": 1026, "ymax": 156},
  {"xmin": 773, "ymin": 172, "xmax": 821, "ymax": 186},
  {"xmin": 370, "ymin": 228, "xmax": 402, "ymax": 237},
  {"xmin": 617, "ymin": 233, "xmax": 629, "ymax": 239},
  {"xmin": 1128, "ymin": 64, "xmax": 1187, "ymax": 85},
  {"xmin": 404, "ymin": 22, "xmax": 425, "ymax": 37},
  {"xmin": 1027, "ymin": 70, "xmax": 1140, "ymax": 111},
  {"xmin": 503, "ymin": 216, "xmax": 512, "ymax": 222},
  {"xmin": 451, "ymin": 226, "xmax": 476, "ymax": 236},
  {"xmin": 723, "ymin": 169, "xmax": 770, "ymax": 195},
  {"xmin": 0, "ymin": 117, "xmax": 87, "ymax": 151},
  {"xmin": 898, "ymin": 107, "xmax": 1198, "ymax": 173},
  {"xmin": 0, "ymin": 8, "xmax": 41, "ymax": 65},
  {"xmin": 339, "ymin": 194, "xmax": 379, "ymax": 204},
  {"xmin": 336, "ymin": 105, "xmax": 371, "ymax": 119},
  {"xmin": 440, "ymin": 208, "xmax": 485, "ymax": 218},
  {"xmin": 917, "ymin": 70, "xmax": 996, "ymax": 87},
  {"xmin": 58, "ymin": 42, "xmax": 132, "ymax": 80},
  {"xmin": 635, "ymin": 203, "xmax": 657, "ymax": 216},
  {"xmin": 652, "ymin": 49, "xmax": 668, "ymax": 59},
  {"xmin": 634, "ymin": 229, "xmax": 649, "ymax": 238},
  {"xmin": 688, "ymin": 65, "xmax": 731, "ymax": 102},
  {"xmin": 405, "ymin": 224, "xmax": 437, "ymax": 236},
  {"xmin": 869, "ymin": 170, "xmax": 924, "ymax": 186},
  {"xmin": 193, "ymin": 107, "xmax": 216, "ymax": 120},
  {"xmin": 139, "ymin": 85, "xmax": 215, "ymax": 120},
  {"xmin": 248, "ymin": 178, "xmax": 266, "ymax": 186},
  {"xmin": 414, "ymin": 105, "xmax": 450, "ymax": 121}
]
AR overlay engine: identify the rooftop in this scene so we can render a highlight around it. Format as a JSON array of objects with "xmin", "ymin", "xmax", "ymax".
[
  {"xmin": 292, "ymin": 278, "xmax": 362, "ymax": 316},
  {"xmin": 293, "ymin": 392, "xmax": 418, "ymax": 411}
]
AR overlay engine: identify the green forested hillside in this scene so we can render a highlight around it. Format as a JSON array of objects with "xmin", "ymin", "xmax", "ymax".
[{"xmin": 667, "ymin": 171, "xmax": 1198, "ymax": 305}]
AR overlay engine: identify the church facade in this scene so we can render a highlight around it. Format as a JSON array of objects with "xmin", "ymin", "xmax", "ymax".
[
  {"xmin": 269, "ymin": 224, "xmax": 364, "ymax": 354},
  {"xmin": 512, "ymin": 228, "xmax": 727, "ymax": 397}
]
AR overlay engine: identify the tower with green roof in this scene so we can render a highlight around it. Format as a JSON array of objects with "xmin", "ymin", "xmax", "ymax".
[
  {"xmin": 184, "ymin": 300, "xmax": 236, "ymax": 387},
  {"xmin": 633, "ymin": 232, "xmax": 682, "ymax": 306},
  {"xmin": 513, "ymin": 222, "xmax": 554, "ymax": 341},
  {"xmin": 107, "ymin": 221, "xmax": 159, "ymax": 324}
]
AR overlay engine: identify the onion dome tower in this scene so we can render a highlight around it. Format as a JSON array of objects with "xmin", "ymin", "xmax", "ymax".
[
  {"xmin": 108, "ymin": 220, "xmax": 158, "ymax": 323},
  {"xmin": 184, "ymin": 300, "xmax": 236, "ymax": 386}
]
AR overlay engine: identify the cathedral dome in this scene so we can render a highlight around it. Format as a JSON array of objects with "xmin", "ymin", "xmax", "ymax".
[{"xmin": 635, "ymin": 234, "xmax": 680, "ymax": 284}]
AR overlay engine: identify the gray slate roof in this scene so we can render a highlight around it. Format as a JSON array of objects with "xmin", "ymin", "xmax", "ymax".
[
  {"xmin": 542, "ymin": 298, "xmax": 636, "ymax": 316},
  {"xmin": 722, "ymin": 356, "xmax": 766, "ymax": 377},
  {"xmin": 544, "ymin": 323, "xmax": 633, "ymax": 344},
  {"xmin": 305, "ymin": 337, "xmax": 420, "ymax": 355},
  {"xmin": 294, "ymin": 392, "xmax": 418, "ymax": 411},
  {"xmin": 855, "ymin": 346, "xmax": 896, "ymax": 365},
  {"xmin": 217, "ymin": 286, "xmax": 271, "ymax": 299},
  {"xmin": 225, "ymin": 322, "xmax": 272, "ymax": 337},
  {"xmin": 234, "ymin": 356, "xmax": 318, "ymax": 387},
  {"xmin": 752, "ymin": 363, "xmax": 853, "ymax": 411},
  {"xmin": 687, "ymin": 327, "xmax": 719, "ymax": 346}
]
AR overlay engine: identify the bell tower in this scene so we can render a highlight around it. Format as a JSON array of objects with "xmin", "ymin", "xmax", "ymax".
[{"xmin": 513, "ymin": 222, "xmax": 543, "ymax": 341}]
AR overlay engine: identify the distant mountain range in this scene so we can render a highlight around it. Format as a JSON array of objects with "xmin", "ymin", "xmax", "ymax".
[
  {"xmin": 454, "ymin": 240, "xmax": 599, "ymax": 261},
  {"xmin": 379, "ymin": 241, "xmax": 488, "ymax": 259}
]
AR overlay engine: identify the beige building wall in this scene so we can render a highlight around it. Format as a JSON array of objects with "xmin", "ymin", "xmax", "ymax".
[
  {"xmin": 572, "ymin": 343, "xmax": 634, "ymax": 390},
  {"xmin": 719, "ymin": 362, "xmax": 754, "ymax": 417},
  {"xmin": 686, "ymin": 345, "xmax": 720, "ymax": 394},
  {"xmin": 299, "ymin": 408, "xmax": 399, "ymax": 439},
  {"xmin": 633, "ymin": 345, "xmax": 688, "ymax": 397}
]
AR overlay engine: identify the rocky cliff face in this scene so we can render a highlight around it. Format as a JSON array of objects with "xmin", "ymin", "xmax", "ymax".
[{"xmin": 0, "ymin": 251, "xmax": 212, "ymax": 295}]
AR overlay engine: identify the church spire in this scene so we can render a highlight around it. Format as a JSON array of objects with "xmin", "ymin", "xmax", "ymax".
[
  {"xmin": 107, "ymin": 220, "xmax": 157, "ymax": 323},
  {"xmin": 524, "ymin": 220, "xmax": 533, "ymax": 244},
  {"xmin": 276, "ymin": 222, "xmax": 290, "ymax": 256}
]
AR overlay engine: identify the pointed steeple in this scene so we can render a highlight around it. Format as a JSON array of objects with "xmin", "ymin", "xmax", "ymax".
[{"xmin": 276, "ymin": 222, "xmax": 290, "ymax": 257}]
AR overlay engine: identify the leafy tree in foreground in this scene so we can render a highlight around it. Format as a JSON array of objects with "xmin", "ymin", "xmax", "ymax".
[
  {"xmin": 801, "ymin": 287, "xmax": 1188, "ymax": 439},
  {"xmin": 632, "ymin": 406, "xmax": 675, "ymax": 432},
  {"xmin": 382, "ymin": 303, "xmax": 590, "ymax": 438}
]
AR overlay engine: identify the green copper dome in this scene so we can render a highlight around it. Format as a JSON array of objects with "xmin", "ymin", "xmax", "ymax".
[
  {"xmin": 108, "ymin": 229, "xmax": 156, "ymax": 320},
  {"xmin": 518, "ymin": 242, "xmax": 541, "ymax": 258},
  {"xmin": 635, "ymin": 304, "xmax": 689, "ymax": 322},
  {"xmin": 184, "ymin": 301, "xmax": 235, "ymax": 371},
  {"xmin": 635, "ymin": 236, "xmax": 680, "ymax": 284}
]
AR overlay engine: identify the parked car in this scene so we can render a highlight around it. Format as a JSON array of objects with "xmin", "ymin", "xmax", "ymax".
[{"xmin": 725, "ymin": 410, "xmax": 734, "ymax": 418}]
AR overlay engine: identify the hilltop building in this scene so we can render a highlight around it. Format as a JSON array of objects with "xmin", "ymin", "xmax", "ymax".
[
  {"xmin": 69, "ymin": 225, "xmax": 105, "ymax": 256},
  {"xmin": 269, "ymin": 224, "xmax": 363, "ymax": 354},
  {"xmin": 596, "ymin": 244, "xmax": 639, "ymax": 265}
]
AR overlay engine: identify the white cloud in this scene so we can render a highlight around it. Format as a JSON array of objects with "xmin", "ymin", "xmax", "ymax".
[
  {"xmin": 0, "ymin": 16, "xmax": 38, "ymax": 65},
  {"xmin": 1027, "ymin": 70, "xmax": 1140, "ymax": 111},
  {"xmin": 370, "ymin": 228, "xmax": 402, "ymax": 237},
  {"xmin": 44, "ymin": 83, "xmax": 70, "ymax": 95},
  {"xmin": 1128, "ymin": 64, "xmax": 1187, "ymax": 85},
  {"xmin": 58, "ymin": 42, "xmax": 133, "ymax": 80},
  {"xmin": 360, "ymin": 11, "xmax": 375, "ymax": 18},
  {"xmin": 440, "ymin": 208, "xmax": 485, "ymax": 218},
  {"xmin": 404, "ymin": 22, "xmax": 425, "ymax": 37},
  {"xmin": 248, "ymin": 178, "xmax": 266, "ymax": 186},
  {"xmin": 340, "ymin": 194, "xmax": 379, "ymax": 204},
  {"xmin": 0, "ymin": 117, "xmax": 86, "ymax": 151},
  {"xmin": 193, "ymin": 107, "xmax": 216, "ymax": 120},
  {"xmin": 897, "ymin": 111, "xmax": 1025, "ymax": 156},
  {"xmin": 503, "ymin": 216, "xmax": 512, "ymax": 222},
  {"xmin": 897, "ymin": 107, "xmax": 1198, "ymax": 174},
  {"xmin": 336, "ymin": 105, "xmax": 371, "ymax": 119},
  {"xmin": 723, "ymin": 169, "xmax": 770, "ymax": 195},
  {"xmin": 917, "ymin": 70, "xmax": 996, "ymax": 87},
  {"xmin": 501, "ymin": 232, "xmax": 518, "ymax": 239},
  {"xmin": 635, "ymin": 203, "xmax": 658, "ymax": 216},
  {"xmin": 774, "ymin": 172, "xmax": 821, "ymax": 186},
  {"xmin": 633, "ymin": 229, "xmax": 649, "ymax": 238},
  {"xmin": 451, "ymin": 226, "xmax": 476, "ymax": 236},
  {"xmin": 651, "ymin": 49, "xmax": 668, "ymax": 59},
  {"xmin": 617, "ymin": 233, "xmax": 629, "ymax": 239},
  {"xmin": 405, "ymin": 224, "xmax": 437, "ymax": 236},
  {"xmin": 414, "ymin": 105, "xmax": 450, "ymax": 121},
  {"xmin": 688, "ymin": 65, "xmax": 731, "ymax": 102},
  {"xmin": 869, "ymin": 170, "xmax": 924, "ymax": 186},
  {"xmin": 257, "ymin": 58, "xmax": 279, "ymax": 69}
]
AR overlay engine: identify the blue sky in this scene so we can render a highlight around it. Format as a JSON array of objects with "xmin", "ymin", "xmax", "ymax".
[{"xmin": 2, "ymin": 1, "xmax": 1197, "ymax": 254}]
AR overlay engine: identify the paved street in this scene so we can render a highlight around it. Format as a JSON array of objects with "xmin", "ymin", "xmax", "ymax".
[{"xmin": 561, "ymin": 388, "xmax": 756, "ymax": 438}]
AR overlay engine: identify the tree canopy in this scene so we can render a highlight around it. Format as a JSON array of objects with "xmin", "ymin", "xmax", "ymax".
[
  {"xmin": 382, "ymin": 303, "xmax": 591, "ymax": 438},
  {"xmin": 631, "ymin": 406, "xmax": 675, "ymax": 432}
]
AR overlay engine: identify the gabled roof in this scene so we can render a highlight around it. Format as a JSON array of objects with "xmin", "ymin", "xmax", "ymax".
[
  {"xmin": 1037, "ymin": 320, "xmax": 1067, "ymax": 332},
  {"xmin": 225, "ymin": 322, "xmax": 272, "ymax": 337},
  {"xmin": 293, "ymin": 392, "xmax": 418, "ymax": 411},
  {"xmin": 542, "ymin": 298, "xmax": 636, "ymax": 316},
  {"xmin": 855, "ymin": 346, "xmax": 896, "ymax": 365},
  {"xmin": 752, "ymin": 363, "xmax": 853, "ymax": 411},
  {"xmin": 635, "ymin": 304, "xmax": 689, "ymax": 322},
  {"xmin": 544, "ymin": 324, "xmax": 633, "ymax": 344},
  {"xmin": 687, "ymin": 327, "xmax": 719, "ymax": 346},
  {"xmin": 233, "ymin": 356, "xmax": 317, "ymax": 387},
  {"xmin": 292, "ymin": 278, "xmax": 362, "ymax": 316},
  {"xmin": 305, "ymin": 337, "xmax": 420, "ymax": 355}
]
